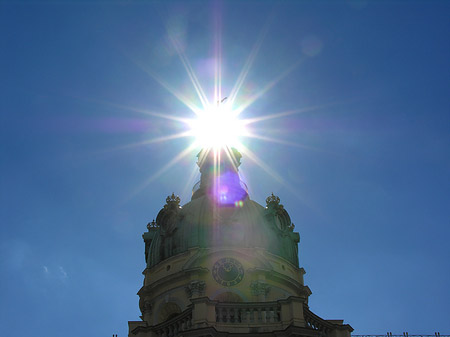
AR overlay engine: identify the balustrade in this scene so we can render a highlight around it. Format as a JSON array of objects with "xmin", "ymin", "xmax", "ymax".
[
  {"xmin": 152, "ymin": 308, "xmax": 193, "ymax": 337},
  {"xmin": 215, "ymin": 302, "xmax": 280, "ymax": 324}
]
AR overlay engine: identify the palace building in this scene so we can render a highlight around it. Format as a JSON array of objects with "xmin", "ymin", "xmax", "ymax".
[{"xmin": 128, "ymin": 148, "xmax": 353, "ymax": 337}]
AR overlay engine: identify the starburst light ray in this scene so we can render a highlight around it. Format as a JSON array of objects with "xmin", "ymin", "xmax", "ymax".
[
  {"xmin": 209, "ymin": 147, "xmax": 247, "ymax": 207},
  {"xmin": 222, "ymin": 146, "xmax": 241, "ymax": 172},
  {"xmin": 228, "ymin": 16, "xmax": 272, "ymax": 107},
  {"xmin": 239, "ymin": 145, "xmax": 284, "ymax": 184},
  {"xmin": 234, "ymin": 58, "xmax": 304, "ymax": 116},
  {"xmin": 124, "ymin": 144, "xmax": 197, "ymax": 202},
  {"xmin": 213, "ymin": 2, "xmax": 223, "ymax": 104},
  {"xmin": 181, "ymin": 164, "xmax": 202, "ymax": 200},
  {"xmin": 98, "ymin": 101, "xmax": 193, "ymax": 124},
  {"xmin": 167, "ymin": 34, "xmax": 210, "ymax": 109},
  {"xmin": 241, "ymin": 103, "xmax": 337, "ymax": 125},
  {"xmin": 151, "ymin": 6, "xmax": 209, "ymax": 111},
  {"xmin": 244, "ymin": 132, "xmax": 315, "ymax": 150},
  {"xmin": 196, "ymin": 147, "xmax": 212, "ymax": 168},
  {"xmin": 105, "ymin": 131, "xmax": 193, "ymax": 153},
  {"xmin": 121, "ymin": 51, "xmax": 203, "ymax": 115},
  {"xmin": 240, "ymin": 145, "xmax": 302, "ymax": 198}
]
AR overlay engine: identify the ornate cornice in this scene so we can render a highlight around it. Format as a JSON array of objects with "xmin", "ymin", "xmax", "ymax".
[{"xmin": 185, "ymin": 280, "xmax": 206, "ymax": 298}]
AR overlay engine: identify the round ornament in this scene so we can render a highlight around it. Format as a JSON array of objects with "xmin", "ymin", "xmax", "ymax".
[{"xmin": 212, "ymin": 257, "xmax": 244, "ymax": 287}]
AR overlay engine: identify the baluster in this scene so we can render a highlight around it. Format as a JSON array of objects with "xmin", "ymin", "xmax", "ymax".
[
  {"xmin": 257, "ymin": 307, "xmax": 262, "ymax": 323},
  {"xmin": 217, "ymin": 307, "xmax": 221, "ymax": 322},
  {"xmin": 226, "ymin": 307, "xmax": 231, "ymax": 323},
  {"xmin": 220, "ymin": 307, "xmax": 225, "ymax": 323},
  {"xmin": 267, "ymin": 307, "xmax": 273, "ymax": 323},
  {"xmin": 241, "ymin": 308, "xmax": 248, "ymax": 323}
]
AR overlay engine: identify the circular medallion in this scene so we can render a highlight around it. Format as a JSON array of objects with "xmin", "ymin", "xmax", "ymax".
[{"xmin": 212, "ymin": 257, "xmax": 244, "ymax": 287}]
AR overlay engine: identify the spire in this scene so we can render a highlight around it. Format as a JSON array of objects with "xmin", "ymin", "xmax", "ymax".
[{"xmin": 192, "ymin": 147, "xmax": 248, "ymax": 205}]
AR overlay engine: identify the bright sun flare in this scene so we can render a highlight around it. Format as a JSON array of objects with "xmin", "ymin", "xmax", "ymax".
[
  {"xmin": 187, "ymin": 103, "xmax": 247, "ymax": 150},
  {"xmin": 115, "ymin": 12, "xmax": 316, "ymax": 194}
]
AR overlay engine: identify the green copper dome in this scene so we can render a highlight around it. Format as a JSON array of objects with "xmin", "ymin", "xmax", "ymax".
[{"xmin": 143, "ymin": 149, "xmax": 300, "ymax": 269}]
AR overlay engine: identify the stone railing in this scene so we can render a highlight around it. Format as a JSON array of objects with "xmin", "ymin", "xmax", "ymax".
[
  {"xmin": 151, "ymin": 307, "xmax": 193, "ymax": 337},
  {"xmin": 303, "ymin": 305, "xmax": 336, "ymax": 332},
  {"xmin": 215, "ymin": 301, "xmax": 281, "ymax": 324},
  {"xmin": 130, "ymin": 297, "xmax": 352, "ymax": 336}
]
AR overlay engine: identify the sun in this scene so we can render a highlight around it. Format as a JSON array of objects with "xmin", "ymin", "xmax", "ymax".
[
  {"xmin": 111, "ymin": 10, "xmax": 314, "ymax": 194},
  {"xmin": 187, "ymin": 102, "xmax": 247, "ymax": 150}
]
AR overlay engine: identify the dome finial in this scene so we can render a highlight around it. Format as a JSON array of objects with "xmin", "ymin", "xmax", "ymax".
[
  {"xmin": 266, "ymin": 193, "xmax": 282, "ymax": 208},
  {"xmin": 165, "ymin": 193, "xmax": 181, "ymax": 209},
  {"xmin": 147, "ymin": 219, "xmax": 158, "ymax": 230}
]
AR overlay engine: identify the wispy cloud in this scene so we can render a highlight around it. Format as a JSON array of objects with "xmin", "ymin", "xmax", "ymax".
[
  {"xmin": 43, "ymin": 265, "xmax": 49, "ymax": 273},
  {"xmin": 58, "ymin": 266, "xmax": 68, "ymax": 279}
]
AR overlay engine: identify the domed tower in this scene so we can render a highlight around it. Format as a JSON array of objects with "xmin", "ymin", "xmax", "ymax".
[{"xmin": 128, "ymin": 148, "xmax": 352, "ymax": 337}]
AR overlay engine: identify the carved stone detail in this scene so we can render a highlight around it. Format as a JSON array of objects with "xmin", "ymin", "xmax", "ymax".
[
  {"xmin": 165, "ymin": 193, "xmax": 181, "ymax": 209},
  {"xmin": 265, "ymin": 193, "xmax": 292, "ymax": 231},
  {"xmin": 147, "ymin": 219, "xmax": 158, "ymax": 230},
  {"xmin": 250, "ymin": 281, "xmax": 271, "ymax": 296},
  {"xmin": 266, "ymin": 193, "xmax": 282, "ymax": 208},
  {"xmin": 142, "ymin": 300, "xmax": 152, "ymax": 314},
  {"xmin": 185, "ymin": 280, "xmax": 206, "ymax": 298}
]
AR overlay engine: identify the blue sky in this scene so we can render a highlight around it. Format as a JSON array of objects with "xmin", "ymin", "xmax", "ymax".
[{"xmin": 1, "ymin": 1, "xmax": 449, "ymax": 336}]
